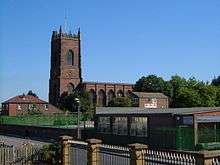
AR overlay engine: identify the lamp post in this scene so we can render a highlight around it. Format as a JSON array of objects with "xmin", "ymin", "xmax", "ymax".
[{"xmin": 75, "ymin": 98, "xmax": 81, "ymax": 139}]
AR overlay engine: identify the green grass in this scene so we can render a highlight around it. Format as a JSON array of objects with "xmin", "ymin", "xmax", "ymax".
[{"xmin": 0, "ymin": 113, "xmax": 91, "ymax": 127}]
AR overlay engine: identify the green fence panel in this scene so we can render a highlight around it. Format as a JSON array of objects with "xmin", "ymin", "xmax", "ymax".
[
  {"xmin": 176, "ymin": 126, "xmax": 194, "ymax": 151},
  {"xmin": 0, "ymin": 113, "xmax": 91, "ymax": 127}
]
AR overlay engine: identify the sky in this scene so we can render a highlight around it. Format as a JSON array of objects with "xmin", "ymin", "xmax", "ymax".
[{"xmin": 0, "ymin": 0, "xmax": 220, "ymax": 102}]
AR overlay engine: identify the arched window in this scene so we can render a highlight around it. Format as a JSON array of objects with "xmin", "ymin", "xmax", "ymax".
[
  {"xmin": 89, "ymin": 89, "xmax": 97, "ymax": 106},
  {"xmin": 67, "ymin": 83, "xmax": 74, "ymax": 94},
  {"xmin": 98, "ymin": 90, "xmax": 106, "ymax": 107},
  {"xmin": 107, "ymin": 90, "xmax": 115, "ymax": 104},
  {"xmin": 67, "ymin": 50, "xmax": 74, "ymax": 65},
  {"xmin": 117, "ymin": 90, "xmax": 124, "ymax": 97}
]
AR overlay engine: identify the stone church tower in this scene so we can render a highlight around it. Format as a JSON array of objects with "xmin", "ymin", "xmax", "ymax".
[
  {"xmin": 49, "ymin": 27, "xmax": 82, "ymax": 105},
  {"xmin": 48, "ymin": 26, "xmax": 168, "ymax": 108}
]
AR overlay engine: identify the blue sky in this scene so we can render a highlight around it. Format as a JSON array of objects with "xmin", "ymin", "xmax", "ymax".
[{"xmin": 0, "ymin": 0, "xmax": 220, "ymax": 102}]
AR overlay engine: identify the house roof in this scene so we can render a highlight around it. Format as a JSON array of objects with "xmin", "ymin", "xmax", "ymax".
[
  {"xmin": 2, "ymin": 95, "xmax": 47, "ymax": 104},
  {"xmin": 96, "ymin": 107, "xmax": 220, "ymax": 115},
  {"xmin": 131, "ymin": 92, "xmax": 168, "ymax": 99}
]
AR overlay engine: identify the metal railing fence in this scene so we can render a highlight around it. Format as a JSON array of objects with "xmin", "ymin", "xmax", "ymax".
[
  {"xmin": 0, "ymin": 143, "xmax": 42, "ymax": 165},
  {"xmin": 69, "ymin": 140, "xmax": 88, "ymax": 165},
  {"xmin": 145, "ymin": 149, "xmax": 196, "ymax": 165},
  {"xmin": 61, "ymin": 136, "xmax": 220, "ymax": 165},
  {"xmin": 100, "ymin": 144, "xmax": 130, "ymax": 165}
]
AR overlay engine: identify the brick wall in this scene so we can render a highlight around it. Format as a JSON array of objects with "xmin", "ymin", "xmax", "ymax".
[
  {"xmin": 2, "ymin": 103, "xmax": 62, "ymax": 116},
  {"xmin": 139, "ymin": 98, "xmax": 168, "ymax": 108},
  {"xmin": 0, "ymin": 124, "xmax": 95, "ymax": 141}
]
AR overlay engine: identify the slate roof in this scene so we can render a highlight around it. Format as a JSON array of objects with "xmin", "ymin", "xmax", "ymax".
[
  {"xmin": 2, "ymin": 95, "xmax": 47, "ymax": 104},
  {"xmin": 96, "ymin": 107, "xmax": 220, "ymax": 115},
  {"xmin": 131, "ymin": 92, "xmax": 168, "ymax": 99}
]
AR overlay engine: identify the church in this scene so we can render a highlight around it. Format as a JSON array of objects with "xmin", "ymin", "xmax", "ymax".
[{"xmin": 49, "ymin": 27, "xmax": 168, "ymax": 108}]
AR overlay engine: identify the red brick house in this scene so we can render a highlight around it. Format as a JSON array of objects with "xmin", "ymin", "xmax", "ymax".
[
  {"xmin": 130, "ymin": 92, "xmax": 169, "ymax": 108},
  {"xmin": 1, "ymin": 94, "xmax": 61, "ymax": 116}
]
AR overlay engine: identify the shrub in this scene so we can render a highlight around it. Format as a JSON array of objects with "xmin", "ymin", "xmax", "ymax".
[{"xmin": 40, "ymin": 143, "xmax": 61, "ymax": 164}]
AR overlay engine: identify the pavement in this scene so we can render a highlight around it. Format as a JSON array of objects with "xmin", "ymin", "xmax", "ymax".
[{"xmin": 0, "ymin": 135, "xmax": 49, "ymax": 148}]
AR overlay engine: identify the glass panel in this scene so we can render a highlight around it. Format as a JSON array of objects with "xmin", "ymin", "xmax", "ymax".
[
  {"xmin": 112, "ymin": 117, "xmax": 128, "ymax": 135},
  {"xmin": 130, "ymin": 117, "xmax": 148, "ymax": 137},
  {"xmin": 97, "ymin": 117, "xmax": 110, "ymax": 133}
]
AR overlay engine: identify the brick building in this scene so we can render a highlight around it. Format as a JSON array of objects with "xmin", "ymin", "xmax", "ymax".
[
  {"xmin": 1, "ymin": 94, "xmax": 61, "ymax": 116},
  {"xmin": 49, "ymin": 27, "xmax": 168, "ymax": 108},
  {"xmin": 95, "ymin": 107, "xmax": 220, "ymax": 150},
  {"xmin": 130, "ymin": 92, "xmax": 169, "ymax": 108}
]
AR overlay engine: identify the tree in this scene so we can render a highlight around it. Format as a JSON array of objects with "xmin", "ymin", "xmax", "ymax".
[
  {"xmin": 134, "ymin": 74, "xmax": 220, "ymax": 108},
  {"xmin": 169, "ymin": 75, "xmax": 187, "ymax": 107},
  {"xmin": 169, "ymin": 75, "xmax": 187, "ymax": 94},
  {"xmin": 27, "ymin": 90, "xmax": 38, "ymax": 98},
  {"xmin": 58, "ymin": 90, "xmax": 93, "ymax": 113},
  {"xmin": 163, "ymin": 81, "xmax": 173, "ymax": 97},
  {"xmin": 108, "ymin": 97, "xmax": 133, "ymax": 107},
  {"xmin": 211, "ymin": 76, "xmax": 220, "ymax": 87},
  {"xmin": 79, "ymin": 90, "xmax": 94, "ymax": 113},
  {"xmin": 173, "ymin": 87, "xmax": 201, "ymax": 108},
  {"xmin": 216, "ymin": 88, "xmax": 220, "ymax": 106},
  {"xmin": 195, "ymin": 83, "xmax": 217, "ymax": 107},
  {"xmin": 58, "ymin": 92, "xmax": 76, "ymax": 112},
  {"xmin": 134, "ymin": 75, "xmax": 165, "ymax": 93}
]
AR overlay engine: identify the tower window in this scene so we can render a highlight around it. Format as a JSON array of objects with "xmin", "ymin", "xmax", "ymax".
[{"xmin": 67, "ymin": 50, "xmax": 74, "ymax": 65}]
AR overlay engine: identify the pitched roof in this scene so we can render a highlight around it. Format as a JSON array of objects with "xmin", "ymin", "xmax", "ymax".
[
  {"xmin": 96, "ymin": 107, "xmax": 220, "ymax": 115},
  {"xmin": 131, "ymin": 92, "xmax": 168, "ymax": 99},
  {"xmin": 2, "ymin": 95, "xmax": 47, "ymax": 104}
]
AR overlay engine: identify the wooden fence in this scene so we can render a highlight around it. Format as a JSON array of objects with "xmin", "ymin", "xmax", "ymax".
[
  {"xmin": 0, "ymin": 143, "xmax": 42, "ymax": 165},
  {"xmin": 60, "ymin": 135, "xmax": 220, "ymax": 165}
]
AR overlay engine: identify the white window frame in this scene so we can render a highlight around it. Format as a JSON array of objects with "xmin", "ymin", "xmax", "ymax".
[
  {"xmin": 45, "ymin": 104, "xmax": 48, "ymax": 111},
  {"xmin": 17, "ymin": 104, "xmax": 21, "ymax": 110}
]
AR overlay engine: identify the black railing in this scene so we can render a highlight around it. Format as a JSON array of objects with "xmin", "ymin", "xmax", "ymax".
[
  {"xmin": 0, "ymin": 143, "xmax": 42, "ymax": 165},
  {"xmin": 70, "ymin": 142, "xmax": 88, "ymax": 165},
  {"xmin": 145, "ymin": 149, "xmax": 196, "ymax": 165},
  {"xmin": 99, "ymin": 144, "xmax": 130, "ymax": 165}
]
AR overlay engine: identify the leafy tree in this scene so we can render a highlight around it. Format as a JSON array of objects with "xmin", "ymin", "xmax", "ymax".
[
  {"xmin": 58, "ymin": 90, "xmax": 93, "ymax": 113},
  {"xmin": 216, "ymin": 88, "xmax": 220, "ymax": 106},
  {"xmin": 174, "ymin": 87, "xmax": 201, "ymax": 108},
  {"xmin": 163, "ymin": 81, "xmax": 173, "ymax": 97},
  {"xmin": 108, "ymin": 97, "xmax": 133, "ymax": 107},
  {"xmin": 41, "ymin": 143, "xmax": 61, "ymax": 164},
  {"xmin": 79, "ymin": 90, "xmax": 94, "ymax": 113},
  {"xmin": 170, "ymin": 75, "xmax": 187, "ymax": 94},
  {"xmin": 195, "ymin": 84, "xmax": 217, "ymax": 107},
  {"xmin": 134, "ymin": 74, "xmax": 220, "ymax": 108},
  {"xmin": 212, "ymin": 76, "xmax": 220, "ymax": 87},
  {"xmin": 58, "ymin": 92, "xmax": 76, "ymax": 111},
  {"xmin": 27, "ymin": 90, "xmax": 38, "ymax": 98},
  {"xmin": 134, "ymin": 75, "xmax": 165, "ymax": 93},
  {"xmin": 169, "ymin": 75, "xmax": 187, "ymax": 107},
  {"xmin": 187, "ymin": 77, "xmax": 200, "ymax": 88}
]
